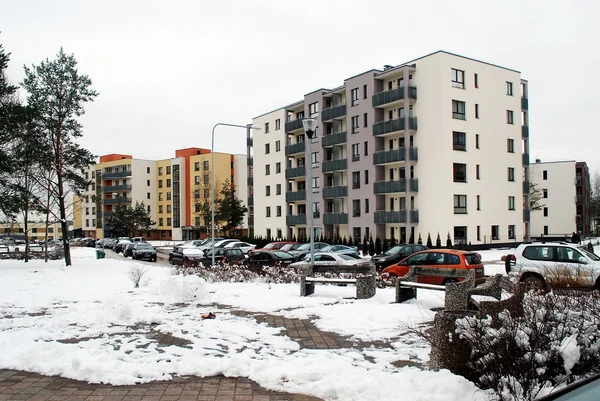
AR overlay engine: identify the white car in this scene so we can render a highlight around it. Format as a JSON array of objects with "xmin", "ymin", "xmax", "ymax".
[
  {"xmin": 506, "ymin": 241, "xmax": 600, "ymax": 290},
  {"xmin": 224, "ymin": 241, "xmax": 256, "ymax": 254},
  {"xmin": 289, "ymin": 252, "xmax": 371, "ymax": 268},
  {"xmin": 180, "ymin": 240, "xmax": 204, "ymax": 248},
  {"xmin": 199, "ymin": 239, "xmax": 238, "ymax": 252}
]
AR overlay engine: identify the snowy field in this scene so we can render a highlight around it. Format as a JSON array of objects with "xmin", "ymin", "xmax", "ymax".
[{"xmin": 0, "ymin": 247, "xmax": 500, "ymax": 400}]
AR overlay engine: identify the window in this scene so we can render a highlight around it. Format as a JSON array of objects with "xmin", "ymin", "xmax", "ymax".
[
  {"xmin": 277, "ymin": 229, "xmax": 282, "ymax": 239},
  {"xmin": 363, "ymin": 84, "xmax": 367, "ymax": 99},
  {"xmin": 524, "ymin": 245, "xmax": 554, "ymax": 261},
  {"xmin": 311, "ymin": 153, "xmax": 318, "ymax": 166},
  {"xmin": 475, "ymin": 104, "xmax": 479, "ymax": 119},
  {"xmin": 454, "ymin": 226, "xmax": 467, "ymax": 244},
  {"xmin": 147, "ymin": 205, "xmax": 151, "ymax": 213},
  {"xmin": 266, "ymin": 228, "xmax": 272, "ymax": 238},
  {"xmin": 146, "ymin": 167, "xmax": 150, "ymax": 174},
  {"xmin": 352, "ymin": 171, "xmax": 361, "ymax": 189},
  {"xmin": 265, "ymin": 122, "xmax": 270, "ymax": 133},
  {"xmin": 476, "ymin": 165, "xmax": 480, "ymax": 179},
  {"xmin": 85, "ymin": 207, "xmax": 89, "ymax": 216},
  {"xmin": 167, "ymin": 192, "xmax": 171, "ymax": 201},
  {"xmin": 543, "ymin": 170, "xmax": 548, "ymax": 180},
  {"xmin": 147, "ymin": 192, "xmax": 151, "ymax": 199},
  {"xmin": 509, "ymin": 196, "xmax": 515, "ymax": 210},
  {"xmin": 167, "ymin": 205, "xmax": 171, "ymax": 213},
  {"xmin": 266, "ymin": 186, "xmax": 271, "ymax": 196},
  {"xmin": 312, "ymin": 176, "xmax": 319, "ymax": 189},
  {"xmin": 474, "ymin": 73, "xmax": 479, "ymax": 88},
  {"xmin": 353, "ymin": 227, "xmax": 362, "ymax": 242},
  {"xmin": 194, "ymin": 216, "xmax": 200, "ymax": 226},
  {"xmin": 159, "ymin": 205, "xmax": 164, "ymax": 213},
  {"xmin": 276, "ymin": 206, "xmax": 282, "ymax": 217},
  {"xmin": 203, "ymin": 175, "xmax": 209, "ymax": 184},
  {"xmin": 365, "ymin": 198, "xmax": 369, "ymax": 213},
  {"xmin": 275, "ymin": 119, "xmax": 281, "ymax": 130},
  {"xmin": 507, "ymin": 110, "xmax": 514, "ymax": 124},
  {"xmin": 276, "ymin": 140, "xmax": 281, "ymax": 152},
  {"xmin": 159, "ymin": 179, "xmax": 164, "ymax": 188},
  {"xmin": 491, "ymin": 225, "xmax": 499, "ymax": 240},
  {"xmin": 452, "ymin": 131, "xmax": 466, "ymax": 151},
  {"xmin": 166, "ymin": 178, "xmax": 171, "ymax": 187},
  {"xmin": 543, "ymin": 207, "xmax": 548, "ymax": 217},
  {"xmin": 166, "ymin": 217, "xmax": 171, "ymax": 226},
  {"xmin": 508, "ymin": 167, "xmax": 515, "ymax": 182},
  {"xmin": 166, "ymin": 165, "xmax": 171, "ymax": 174},
  {"xmin": 265, "ymin": 143, "xmax": 270, "ymax": 154},
  {"xmin": 452, "ymin": 100, "xmax": 466, "ymax": 120},
  {"xmin": 476, "ymin": 134, "xmax": 480, "ymax": 149},
  {"xmin": 506, "ymin": 81, "xmax": 513, "ymax": 96},
  {"xmin": 364, "ymin": 141, "xmax": 368, "ymax": 156},
  {"xmin": 276, "ymin": 162, "xmax": 281, "ymax": 173},
  {"xmin": 309, "ymin": 102, "xmax": 319, "ymax": 116},
  {"xmin": 158, "ymin": 167, "xmax": 163, "ymax": 176},
  {"xmin": 266, "ymin": 164, "xmax": 271, "ymax": 175},
  {"xmin": 266, "ymin": 207, "xmax": 271, "ymax": 217},
  {"xmin": 364, "ymin": 170, "xmax": 369, "ymax": 185},
  {"xmin": 477, "ymin": 195, "xmax": 481, "ymax": 210},
  {"xmin": 352, "ymin": 116, "xmax": 359, "ymax": 133},
  {"xmin": 507, "ymin": 138, "xmax": 515, "ymax": 153},
  {"xmin": 159, "ymin": 193, "xmax": 163, "ymax": 201},
  {"xmin": 453, "ymin": 163, "xmax": 467, "ymax": 182},
  {"xmin": 477, "ymin": 225, "xmax": 481, "ymax": 241},
  {"xmin": 454, "ymin": 194, "xmax": 467, "ymax": 214},
  {"xmin": 204, "ymin": 189, "xmax": 209, "ymax": 198},
  {"xmin": 543, "ymin": 189, "xmax": 548, "ymax": 198},
  {"xmin": 203, "ymin": 161, "xmax": 208, "ymax": 170},
  {"xmin": 544, "ymin": 225, "xmax": 549, "ymax": 235},
  {"xmin": 363, "ymin": 113, "xmax": 368, "ymax": 127},
  {"xmin": 352, "ymin": 144, "xmax": 360, "ymax": 161},
  {"xmin": 353, "ymin": 200, "xmax": 361, "ymax": 217},
  {"xmin": 451, "ymin": 68, "xmax": 465, "ymax": 89},
  {"xmin": 351, "ymin": 88, "xmax": 359, "ymax": 106},
  {"xmin": 276, "ymin": 184, "xmax": 281, "ymax": 195},
  {"xmin": 159, "ymin": 218, "xmax": 164, "ymax": 226},
  {"xmin": 194, "ymin": 162, "xmax": 200, "ymax": 171},
  {"xmin": 313, "ymin": 202, "xmax": 320, "ymax": 218}
]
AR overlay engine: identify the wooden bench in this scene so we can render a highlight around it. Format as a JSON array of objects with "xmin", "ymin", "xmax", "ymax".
[
  {"xmin": 300, "ymin": 263, "xmax": 377, "ymax": 299},
  {"xmin": 396, "ymin": 266, "xmax": 477, "ymax": 303}
]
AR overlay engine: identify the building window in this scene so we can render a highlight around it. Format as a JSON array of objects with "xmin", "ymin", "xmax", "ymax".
[
  {"xmin": 276, "ymin": 140, "xmax": 281, "ymax": 152},
  {"xmin": 474, "ymin": 73, "xmax": 479, "ymax": 88},
  {"xmin": 476, "ymin": 134, "xmax": 480, "ymax": 149},
  {"xmin": 508, "ymin": 225, "xmax": 515, "ymax": 240},
  {"xmin": 352, "ymin": 116, "xmax": 359, "ymax": 133},
  {"xmin": 158, "ymin": 167, "xmax": 163, "ymax": 176},
  {"xmin": 311, "ymin": 153, "xmax": 318, "ymax": 166},
  {"xmin": 204, "ymin": 189, "xmax": 209, "ymax": 198},
  {"xmin": 475, "ymin": 104, "xmax": 479, "ymax": 119},
  {"xmin": 543, "ymin": 170, "xmax": 548, "ymax": 180},
  {"xmin": 266, "ymin": 228, "xmax": 272, "ymax": 239},
  {"xmin": 477, "ymin": 195, "xmax": 481, "ymax": 210},
  {"xmin": 166, "ymin": 205, "xmax": 171, "ymax": 213},
  {"xmin": 453, "ymin": 163, "xmax": 467, "ymax": 183},
  {"xmin": 159, "ymin": 179, "xmax": 164, "ymax": 188},
  {"xmin": 452, "ymin": 100, "xmax": 466, "ymax": 120},
  {"xmin": 508, "ymin": 167, "xmax": 515, "ymax": 182},
  {"xmin": 365, "ymin": 198, "xmax": 370, "ymax": 213},
  {"xmin": 146, "ymin": 179, "xmax": 150, "ymax": 186},
  {"xmin": 352, "ymin": 144, "xmax": 360, "ymax": 161},
  {"xmin": 159, "ymin": 205, "xmax": 164, "ymax": 213},
  {"xmin": 543, "ymin": 207, "xmax": 548, "ymax": 217},
  {"xmin": 167, "ymin": 218, "xmax": 171, "ymax": 226},
  {"xmin": 507, "ymin": 110, "xmax": 514, "ymax": 124},
  {"xmin": 266, "ymin": 207, "xmax": 271, "ymax": 217},
  {"xmin": 351, "ymin": 88, "xmax": 359, "ymax": 106},
  {"xmin": 167, "ymin": 192, "xmax": 171, "ymax": 201},
  {"xmin": 166, "ymin": 165, "xmax": 171, "ymax": 174},
  {"xmin": 452, "ymin": 131, "xmax": 466, "ymax": 151},
  {"xmin": 276, "ymin": 184, "xmax": 281, "ymax": 195},
  {"xmin": 203, "ymin": 175, "xmax": 209, "ymax": 184},
  {"xmin": 476, "ymin": 164, "xmax": 480, "ymax": 179},
  {"xmin": 363, "ymin": 113, "xmax": 368, "ymax": 127},
  {"xmin": 159, "ymin": 218, "xmax": 164, "ymax": 226},
  {"xmin": 364, "ymin": 141, "xmax": 368, "ymax": 156},
  {"xmin": 312, "ymin": 176, "xmax": 319, "ymax": 189},
  {"xmin": 147, "ymin": 192, "xmax": 151, "ymax": 199},
  {"xmin": 543, "ymin": 189, "xmax": 548, "ymax": 198},
  {"xmin": 353, "ymin": 227, "xmax": 362, "ymax": 242},
  {"xmin": 352, "ymin": 171, "xmax": 361, "ymax": 189},
  {"xmin": 509, "ymin": 196, "xmax": 515, "ymax": 210},
  {"xmin": 451, "ymin": 68, "xmax": 465, "ymax": 89},
  {"xmin": 266, "ymin": 186, "xmax": 271, "ymax": 196},
  {"xmin": 275, "ymin": 119, "xmax": 281, "ymax": 130},
  {"xmin": 454, "ymin": 194, "xmax": 467, "ymax": 214},
  {"xmin": 147, "ymin": 167, "xmax": 150, "ymax": 173},
  {"xmin": 147, "ymin": 205, "xmax": 151, "ymax": 212},
  {"xmin": 159, "ymin": 193, "xmax": 163, "ymax": 201},
  {"xmin": 194, "ymin": 216, "xmax": 200, "ymax": 226},
  {"xmin": 363, "ymin": 84, "xmax": 368, "ymax": 99},
  {"xmin": 85, "ymin": 207, "xmax": 89, "ymax": 216},
  {"xmin": 276, "ymin": 162, "xmax": 281, "ymax": 173},
  {"xmin": 194, "ymin": 162, "xmax": 200, "ymax": 171},
  {"xmin": 309, "ymin": 102, "xmax": 319, "ymax": 116},
  {"xmin": 265, "ymin": 122, "xmax": 270, "ymax": 133},
  {"xmin": 491, "ymin": 225, "xmax": 499, "ymax": 240},
  {"xmin": 265, "ymin": 143, "xmax": 270, "ymax": 154},
  {"xmin": 203, "ymin": 161, "xmax": 209, "ymax": 170},
  {"xmin": 507, "ymin": 138, "xmax": 515, "ymax": 153},
  {"xmin": 506, "ymin": 81, "xmax": 513, "ymax": 96},
  {"xmin": 266, "ymin": 165, "xmax": 270, "ymax": 175},
  {"xmin": 477, "ymin": 225, "xmax": 481, "ymax": 241},
  {"xmin": 364, "ymin": 170, "xmax": 369, "ymax": 185},
  {"xmin": 166, "ymin": 178, "xmax": 171, "ymax": 187},
  {"xmin": 544, "ymin": 225, "xmax": 549, "ymax": 235},
  {"xmin": 276, "ymin": 206, "xmax": 282, "ymax": 217},
  {"xmin": 353, "ymin": 200, "xmax": 361, "ymax": 217},
  {"xmin": 454, "ymin": 226, "xmax": 467, "ymax": 244}
]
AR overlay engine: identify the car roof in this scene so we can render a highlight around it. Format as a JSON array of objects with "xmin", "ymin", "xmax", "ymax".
[{"xmin": 414, "ymin": 249, "xmax": 476, "ymax": 255}]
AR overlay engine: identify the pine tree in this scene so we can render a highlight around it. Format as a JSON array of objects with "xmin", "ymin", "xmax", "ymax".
[
  {"xmin": 417, "ymin": 233, "xmax": 423, "ymax": 245},
  {"xmin": 426, "ymin": 233, "xmax": 433, "ymax": 248},
  {"xmin": 446, "ymin": 232, "xmax": 453, "ymax": 248},
  {"xmin": 342, "ymin": 236, "xmax": 347, "ymax": 246},
  {"xmin": 348, "ymin": 236, "xmax": 354, "ymax": 247},
  {"xmin": 436, "ymin": 232, "xmax": 442, "ymax": 249},
  {"xmin": 390, "ymin": 235, "xmax": 397, "ymax": 247},
  {"xmin": 215, "ymin": 179, "xmax": 248, "ymax": 236},
  {"xmin": 368, "ymin": 236, "xmax": 375, "ymax": 256},
  {"xmin": 362, "ymin": 235, "xmax": 369, "ymax": 256},
  {"xmin": 382, "ymin": 237, "xmax": 389, "ymax": 253},
  {"xmin": 375, "ymin": 237, "xmax": 382, "ymax": 255},
  {"xmin": 408, "ymin": 232, "xmax": 414, "ymax": 244}
]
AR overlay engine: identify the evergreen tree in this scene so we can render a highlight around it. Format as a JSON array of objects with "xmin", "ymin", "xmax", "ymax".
[
  {"xmin": 215, "ymin": 179, "xmax": 247, "ymax": 236},
  {"xmin": 362, "ymin": 235, "xmax": 369, "ymax": 256},
  {"xmin": 348, "ymin": 236, "xmax": 354, "ymax": 247},
  {"xmin": 436, "ymin": 232, "xmax": 442, "ymax": 249},
  {"xmin": 106, "ymin": 201, "xmax": 155, "ymax": 237},
  {"xmin": 368, "ymin": 235, "xmax": 375, "ymax": 256},
  {"xmin": 446, "ymin": 232, "xmax": 453, "ymax": 248},
  {"xmin": 390, "ymin": 235, "xmax": 397, "ymax": 247},
  {"xmin": 408, "ymin": 232, "xmax": 414, "ymax": 244},
  {"xmin": 375, "ymin": 237, "xmax": 382, "ymax": 255},
  {"xmin": 417, "ymin": 233, "xmax": 423, "ymax": 245},
  {"xmin": 382, "ymin": 237, "xmax": 389, "ymax": 253},
  {"xmin": 426, "ymin": 232, "xmax": 433, "ymax": 248},
  {"xmin": 342, "ymin": 236, "xmax": 347, "ymax": 246}
]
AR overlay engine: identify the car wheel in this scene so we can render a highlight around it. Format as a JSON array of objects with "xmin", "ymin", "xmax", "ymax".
[
  {"xmin": 152, "ymin": 256, "xmax": 157, "ymax": 262},
  {"xmin": 521, "ymin": 275, "xmax": 546, "ymax": 292}
]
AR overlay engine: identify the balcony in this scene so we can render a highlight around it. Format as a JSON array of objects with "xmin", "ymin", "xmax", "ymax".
[
  {"xmin": 522, "ymin": 153, "xmax": 530, "ymax": 165},
  {"xmin": 321, "ymin": 104, "xmax": 346, "ymax": 121},
  {"xmin": 285, "ymin": 165, "xmax": 306, "ymax": 179},
  {"xmin": 247, "ymin": 157, "xmax": 253, "ymax": 166},
  {"xmin": 522, "ymin": 125, "xmax": 529, "ymax": 139},
  {"xmin": 372, "ymin": 147, "xmax": 419, "ymax": 165},
  {"xmin": 410, "ymin": 210, "xmax": 419, "ymax": 223},
  {"xmin": 248, "ymin": 216, "xmax": 254, "ymax": 226},
  {"xmin": 286, "ymin": 214, "xmax": 307, "ymax": 226},
  {"xmin": 247, "ymin": 176, "xmax": 253, "ymax": 186},
  {"xmin": 322, "ymin": 186, "xmax": 348, "ymax": 199},
  {"xmin": 374, "ymin": 179, "xmax": 406, "ymax": 194},
  {"xmin": 523, "ymin": 181, "xmax": 530, "ymax": 193},
  {"xmin": 102, "ymin": 170, "xmax": 131, "ymax": 179},
  {"xmin": 285, "ymin": 119, "xmax": 304, "ymax": 133},
  {"xmin": 285, "ymin": 190, "xmax": 306, "ymax": 203},
  {"xmin": 576, "ymin": 195, "xmax": 583, "ymax": 204},
  {"xmin": 372, "ymin": 86, "xmax": 417, "ymax": 108},
  {"xmin": 103, "ymin": 198, "xmax": 132, "ymax": 205},
  {"xmin": 322, "ymin": 159, "xmax": 347, "ymax": 173},
  {"xmin": 523, "ymin": 209, "xmax": 531, "ymax": 222},
  {"xmin": 285, "ymin": 141, "xmax": 306, "ymax": 156},
  {"xmin": 247, "ymin": 137, "xmax": 253, "ymax": 146},
  {"xmin": 103, "ymin": 211, "xmax": 113, "ymax": 219},
  {"xmin": 409, "ymin": 179, "xmax": 419, "ymax": 192},
  {"xmin": 247, "ymin": 197, "xmax": 254, "ymax": 206},
  {"xmin": 323, "ymin": 213, "xmax": 348, "ymax": 225},
  {"xmin": 521, "ymin": 97, "xmax": 528, "ymax": 110},
  {"xmin": 102, "ymin": 184, "xmax": 132, "ymax": 192},
  {"xmin": 373, "ymin": 117, "xmax": 417, "ymax": 136},
  {"xmin": 374, "ymin": 210, "xmax": 407, "ymax": 224},
  {"xmin": 322, "ymin": 131, "xmax": 347, "ymax": 147}
]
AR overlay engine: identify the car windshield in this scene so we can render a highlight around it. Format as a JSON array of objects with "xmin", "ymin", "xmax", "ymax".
[
  {"xmin": 263, "ymin": 243, "xmax": 278, "ymax": 249},
  {"xmin": 338, "ymin": 254, "xmax": 355, "ymax": 261},
  {"xmin": 463, "ymin": 253, "xmax": 481, "ymax": 265},
  {"xmin": 297, "ymin": 244, "xmax": 312, "ymax": 251},
  {"xmin": 578, "ymin": 246, "xmax": 600, "ymax": 261},
  {"xmin": 385, "ymin": 246, "xmax": 403, "ymax": 255},
  {"xmin": 137, "ymin": 244, "xmax": 153, "ymax": 250},
  {"xmin": 273, "ymin": 251, "xmax": 292, "ymax": 259}
]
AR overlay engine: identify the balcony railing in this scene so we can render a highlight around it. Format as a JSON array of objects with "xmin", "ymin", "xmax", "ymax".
[
  {"xmin": 321, "ymin": 104, "xmax": 346, "ymax": 121},
  {"xmin": 322, "ymin": 131, "xmax": 347, "ymax": 147},
  {"xmin": 285, "ymin": 190, "xmax": 306, "ymax": 202},
  {"xmin": 409, "ymin": 178, "xmax": 419, "ymax": 192},
  {"xmin": 322, "ymin": 158, "xmax": 347, "ymax": 173},
  {"xmin": 523, "ymin": 181, "xmax": 530, "ymax": 193},
  {"xmin": 522, "ymin": 153, "xmax": 530, "ymax": 165},
  {"xmin": 285, "ymin": 141, "xmax": 306, "ymax": 156},
  {"xmin": 247, "ymin": 197, "xmax": 254, "ymax": 206},
  {"xmin": 102, "ymin": 170, "xmax": 131, "ymax": 179},
  {"xmin": 247, "ymin": 157, "xmax": 253, "ymax": 166},
  {"xmin": 374, "ymin": 179, "xmax": 406, "ymax": 194},
  {"xmin": 247, "ymin": 176, "xmax": 253, "ymax": 186},
  {"xmin": 285, "ymin": 119, "xmax": 304, "ymax": 132},
  {"xmin": 103, "ymin": 198, "xmax": 132, "ymax": 205},
  {"xmin": 521, "ymin": 97, "xmax": 528, "ymax": 110},
  {"xmin": 523, "ymin": 209, "xmax": 531, "ymax": 222},
  {"xmin": 285, "ymin": 165, "xmax": 306, "ymax": 179},
  {"xmin": 374, "ymin": 210, "xmax": 407, "ymax": 224},
  {"xmin": 322, "ymin": 185, "xmax": 348, "ymax": 198},
  {"xmin": 286, "ymin": 214, "xmax": 306, "ymax": 226},
  {"xmin": 372, "ymin": 86, "xmax": 417, "ymax": 107},
  {"xmin": 373, "ymin": 147, "xmax": 418, "ymax": 165},
  {"xmin": 248, "ymin": 216, "xmax": 254, "ymax": 226},
  {"xmin": 247, "ymin": 137, "xmax": 253, "ymax": 146},
  {"xmin": 522, "ymin": 125, "xmax": 529, "ymax": 139},
  {"xmin": 452, "ymin": 112, "xmax": 466, "ymax": 120},
  {"xmin": 323, "ymin": 213, "xmax": 348, "ymax": 225},
  {"xmin": 373, "ymin": 117, "xmax": 417, "ymax": 136},
  {"xmin": 410, "ymin": 210, "xmax": 419, "ymax": 223},
  {"xmin": 102, "ymin": 185, "xmax": 132, "ymax": 192},
  {"xmin": 576, "ymin": 195, "xmax": 583, "ymax": 204}
]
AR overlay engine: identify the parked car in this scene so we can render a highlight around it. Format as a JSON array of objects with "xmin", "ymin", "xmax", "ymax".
[
  {"xmin": 132, "ymin": 237, "xmax": 147, "ymax": 243},
  {"xmin": 131, "ymin": 242, "xmax": 157, "ymax": 261},
  {"xmin": 180, "ymin": 240, "xmax": 205, "ymax": 248},
  {"xmin": 96, "ymin": 238, "xmax": 116, "ymax": 249},
  {"xmin": 290, "ymin": 252, "xmax": 371, "ymax": 268},
  {"xmin": 287, "ymin": 242, "xmax": 330, "ymax": 260},
  {"xmin": 168, "ymin": 246, "xmax": 206, "ymax": 266},
  {"xmin": 81, "ymin": 237, "xmax": 96, "ymax": 248},
  {"xmin": 200, "ymin": 248, "xmax": 246, "ymax": 266},
  {"xmin": 115, "ymin": 239, "xmax": 132, "ymax": 254},
  {"xmin": 505, "ymin": 241, "xmax": 600, "ymax": 291},
  {"xmin": 371, "ymin": 244, "xmax": 428, "ymax": 270},
  {"xmin": 249, "ymin": 241, "xmax": 298, "ymax": 254},
  {"xmin": 316, "ymin": 245, "xmax": 359, "ymax": 256},
  {"xmin": 537, "ymin": 372, "xmax": 600, "ymax": 400},
  {"xmin": 381, "ymin": 249, "xmax": 485, "ymax": 285},
  {"xmin": 243, "ymin": 250, "xmax": 296, "ymax": 268},
  {"xmin": 279, "ymin": 243, "xmax": 302, "ymax": 253},
  {"xmin": 123, "ymin": 243, "xmax": 136, "ymax": 258},
  {"xmin": 199, "ymin": 239, "xmax": 238, "ymax": 252},
  {"xmin": 223, "ymin": 241, "xmax": 256, "ymax": 254}
]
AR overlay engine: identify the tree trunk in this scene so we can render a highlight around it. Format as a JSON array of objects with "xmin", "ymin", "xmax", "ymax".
[
  {"xmin": 23, "ymin": 210, "xmax": 29, "ymax": 263},
  {"xmin": 55, "ymin": 125, "xmax": 72, "ymax": 266}
]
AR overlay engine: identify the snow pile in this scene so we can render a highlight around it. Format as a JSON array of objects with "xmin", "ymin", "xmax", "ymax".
[{"xmin": 151, "ymin": 274, "xmax": 208, "ymax": 303}]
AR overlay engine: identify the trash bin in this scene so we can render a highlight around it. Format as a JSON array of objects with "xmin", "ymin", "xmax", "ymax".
[{"xmin": 96, "ymin": 249, "xmax": 105, "ymax": 259}]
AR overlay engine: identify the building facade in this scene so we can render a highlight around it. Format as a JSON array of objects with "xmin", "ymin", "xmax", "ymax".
[
  {"xmin": 249, "ymin": 50, "xmax": 530, "ymax": 245},
  {"xmin": 529, "ymin": 160, "xmax": 591, "ymax": 238}
]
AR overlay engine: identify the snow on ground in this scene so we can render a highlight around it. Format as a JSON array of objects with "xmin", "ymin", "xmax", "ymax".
[{"xmin": 0, "ymin": 248, "xmax": 490, "ymax": 400}]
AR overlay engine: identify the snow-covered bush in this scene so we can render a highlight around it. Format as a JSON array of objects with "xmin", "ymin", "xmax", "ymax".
[
  {"xmin": 128, "ymin": 266, "xmax": 147, "ymax": 288},
  {"xmin": 453, "ymin": 291, "xmax": 600, "ymax": 400},
  {"xmin": 171, "ymin": 263, "xmax": 304, "ymax": 284}
]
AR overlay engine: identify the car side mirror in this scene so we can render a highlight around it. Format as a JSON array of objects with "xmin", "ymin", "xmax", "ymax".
[{"xmin": 578, "ymin": 256, "xmax": 588, "ymax": 264}]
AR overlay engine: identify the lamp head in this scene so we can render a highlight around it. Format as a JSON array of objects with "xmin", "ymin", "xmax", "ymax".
[{"xmin": 302, "ymin": 118, "xmax": 318, "ymax": 139}]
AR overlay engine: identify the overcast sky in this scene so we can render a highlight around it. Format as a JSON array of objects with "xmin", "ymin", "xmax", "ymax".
[{"xmin": 1, "ymin": 0, "xmax": 599, "ymax": 173}]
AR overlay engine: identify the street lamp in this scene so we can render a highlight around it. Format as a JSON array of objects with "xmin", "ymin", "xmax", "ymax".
[
  {"xmin": 211, "ymin": 123, "xmax": 260, "ymax": 268},
  {"xmin": 302, "ymin": 118, "xmax": 318, "ymax": 268}
]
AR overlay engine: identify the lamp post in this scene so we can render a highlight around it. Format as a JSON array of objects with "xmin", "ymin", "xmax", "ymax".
[
  {"xmin": 211, "ymin": 123, "xmax": 260, "ymax": 268},
  {"xmin": 302, "ymin": 118, "xmax": 318, "ymax": 268}
]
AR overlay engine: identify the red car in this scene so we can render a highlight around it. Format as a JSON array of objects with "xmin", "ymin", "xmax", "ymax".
[{"xmin": 248, "ymin": 241, "xmax": 298, "ymax": 254}]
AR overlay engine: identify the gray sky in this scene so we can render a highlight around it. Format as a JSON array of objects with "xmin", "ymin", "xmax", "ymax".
[{"xmin": 2, "ymin": 0, "xmax": 599, "ymax": 173}]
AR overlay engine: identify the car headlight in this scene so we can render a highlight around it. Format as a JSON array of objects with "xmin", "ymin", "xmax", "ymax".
[{"xmin": 379, "ymin": 258, "xmax": 386, "ymax": 262}]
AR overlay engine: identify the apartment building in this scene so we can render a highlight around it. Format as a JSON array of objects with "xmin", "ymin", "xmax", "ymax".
[
  {"xmin": 249, "ymin": 50, "xmax": 530, "ymax": 245},
  {"xmin": 0, "ymin": 221, "xmax": 65, "ymax": 241},
  {"xmin": 529, "ymin": 160, "xmax": 591, "ymax": 238}
]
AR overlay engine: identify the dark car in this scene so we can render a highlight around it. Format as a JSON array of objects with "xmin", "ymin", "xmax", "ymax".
[
  {"xmin": 243, "ymin": 250, "xmax": 296, "ymax": 268},
  {"xmin": 287, "ymin": 242, "xmax": 330, "ymax": 261},
  {"xmin": 123, "ymin": 243, "xmax": 136, "ymax": 258},
  {"xmin": 132, "ymin": 243, "xmax": 157, "ymax": 261},
  {"xmin": 96, "ymin": 238, "xmax": 116, "ymax": 249},
  {"xmin": 371, "ymin": 244, "xmax": 428, "ymax": 270},
  {"xmin": 168, "ymin": 246, "xmax": 206, "ymax": 266},
  {"xmin": 200, "ymin": 248, "xmax": 246, "ymax": 267},
  {"xmin": 115, "ymin": 239, "xmax": 132, "ymax": 254}
]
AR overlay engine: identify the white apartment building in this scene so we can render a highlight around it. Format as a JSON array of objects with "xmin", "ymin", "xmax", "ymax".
[{"xmin": 248, "ymin": 51, "xmax": 530, "ymax": 245}]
